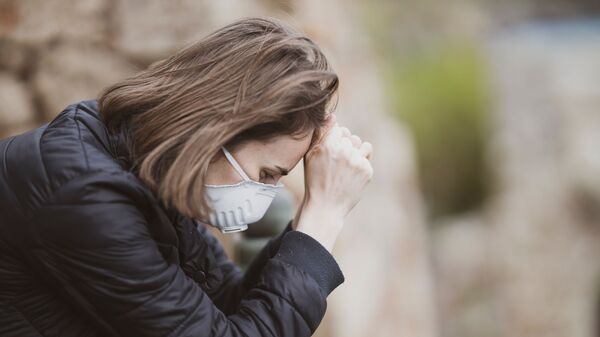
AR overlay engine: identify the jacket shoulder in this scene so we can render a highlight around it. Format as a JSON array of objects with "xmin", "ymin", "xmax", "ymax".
[
  {"xmin": 40, "ymin": 100, "xmax": 122, "ymax": 186},
  {"xmin": 1, "ymin": 100, "xmax": 125, "ymax": 216}
]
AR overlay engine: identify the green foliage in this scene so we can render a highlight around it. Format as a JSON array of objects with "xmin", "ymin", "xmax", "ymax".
[{"xmin": 382, "ymin": 42, "xmax": 491, "ymax": 218}]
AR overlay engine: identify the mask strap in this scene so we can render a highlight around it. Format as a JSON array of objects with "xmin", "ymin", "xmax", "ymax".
[{"xmin": 221, "ymin": 146, "xmax": 251, "ymax": 181}]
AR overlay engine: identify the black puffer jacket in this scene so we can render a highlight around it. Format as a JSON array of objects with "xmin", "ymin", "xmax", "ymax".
[{"xmin": 0, "ymin": 99, "xmax": 344, "ymax": 337}]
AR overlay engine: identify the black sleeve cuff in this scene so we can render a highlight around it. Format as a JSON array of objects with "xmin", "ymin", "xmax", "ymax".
[
  {"xmin": 274, "ymin": 229, "xmax": 345, "ymax": 296},
  {"xmin": 242, "ymin": 219, "xmax": 295, "ymax": 287},
  {"xmin": 266, "ymin": 219, "xmax": 294, "ymax": 256}
]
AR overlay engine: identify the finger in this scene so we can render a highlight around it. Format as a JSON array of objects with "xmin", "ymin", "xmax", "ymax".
[
  {"xmin": 340, "ymin": 136, "xmax": 353, "ymax": 148},
  {"xmin": 340, "ymin": 126, "xmax": 351, "ymax": 138},
  {"xmin": 350, "ymin": 151, "xmax": 364, "ymax": 167},
  {"xmin": 324, "ymin": 125, "xmax": 343, "ymax": 147},
  {"xmin": 339, "ymin": 137, "xmax": 353, "ymax": 156},
  {"xmin": 359, "ymin": 141, "xmax": 372, "ymax": 160},
  {"xmin": 350, "ymin": 151, "xmax": 373, "ymax": 179},
  {"xmin": 349, "ymin": 134, "xmax": 362, "ymax": 148}
]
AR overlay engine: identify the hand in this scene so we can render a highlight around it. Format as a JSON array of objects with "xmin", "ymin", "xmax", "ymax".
[
  {"xmin": 293, "ymin": 114, "xmax": 374, "ymax": 252},
  {"xmin": 291, "ymin": 114, "xmax": 337, "ymax": 231}
]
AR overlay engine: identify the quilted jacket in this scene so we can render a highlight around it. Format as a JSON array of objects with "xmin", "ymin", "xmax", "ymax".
[{"xmin": 0, "ymin": 99, "xmax": 345, "ymax": 336}]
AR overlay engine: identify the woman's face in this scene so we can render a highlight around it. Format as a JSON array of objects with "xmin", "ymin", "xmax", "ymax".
[{"xmin": 205, "ymin": 129, "xmax": 315, "ymax": 186}]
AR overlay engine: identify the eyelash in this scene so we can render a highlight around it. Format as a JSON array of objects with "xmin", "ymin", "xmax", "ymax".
[{"xmin": 262, "ymin": 171, "xmax": 275, "ymax": 181}]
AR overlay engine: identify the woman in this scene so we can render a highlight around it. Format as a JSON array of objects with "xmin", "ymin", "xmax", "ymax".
[{"xmin": 0, "ymin": 17, "xmax": 373, "ymax": 336}]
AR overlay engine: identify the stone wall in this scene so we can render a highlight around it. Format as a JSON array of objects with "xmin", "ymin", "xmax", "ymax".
[{"xmin": 0, "ymin": 0, "xmax": 268, "ymax": 137}]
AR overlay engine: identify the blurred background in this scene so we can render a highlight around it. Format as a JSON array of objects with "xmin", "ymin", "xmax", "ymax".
[{"xmin": 1, "ymin": 0, "xmax": 600, "ymax": 336}]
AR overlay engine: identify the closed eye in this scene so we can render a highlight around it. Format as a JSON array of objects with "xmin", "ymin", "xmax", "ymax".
[{"xmin": 259, "ymin": 170, "xmax": 276, "ymax": 184}]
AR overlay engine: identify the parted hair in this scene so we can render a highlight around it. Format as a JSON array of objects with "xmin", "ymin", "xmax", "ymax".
[{"xmin": 97, "ymin": 16, "xmax": 339, "ymax": 220}]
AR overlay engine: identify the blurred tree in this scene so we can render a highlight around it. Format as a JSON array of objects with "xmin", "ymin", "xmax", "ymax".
[
  {"xmin": 359, "ymin": 0, "xmax": 491, "ymax": 219},
  {"xmin": 383, "ymin": 42, "xmax": 490, "ymax": 218}
]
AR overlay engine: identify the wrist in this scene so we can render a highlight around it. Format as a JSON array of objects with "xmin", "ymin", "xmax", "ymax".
[
  {"xmin": 295, "ymin": 202, "xmax": 344, "ymax": 253},
  {"xmin": 302, "ymin": 194, "xmax": 346, "ymax": 219}
]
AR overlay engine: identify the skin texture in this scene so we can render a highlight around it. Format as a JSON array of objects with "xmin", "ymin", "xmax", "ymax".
[
  {"xmin": 205, "ymin": 130, "xmax": 315, "ymax": 186},
  {"xmin": 294, "ymin": 115, "xmax": 374, "ymax": 252}
]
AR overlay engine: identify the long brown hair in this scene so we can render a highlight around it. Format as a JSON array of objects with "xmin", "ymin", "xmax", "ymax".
[{"xmin": 97, "ymin": 16, "xmax": 339, "ymax": 220}]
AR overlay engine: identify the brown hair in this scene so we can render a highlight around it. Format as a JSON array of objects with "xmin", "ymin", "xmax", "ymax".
[{"xmin": 97, "ymin": 16, "xmax": 339, "ymax": 220}]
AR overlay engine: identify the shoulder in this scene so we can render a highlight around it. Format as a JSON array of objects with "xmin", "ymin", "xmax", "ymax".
[
  {"xmin": 42, "ymin": 169, "xmax": 151, "ymax": 208},
  {"xmin": 30, "ymin": 169, "xmax": 158, "ymax": 250},
  {"xmin": 39, "ymin": 99, "xmax": 123, "ymax": 188},
  {"xmin": 3, "ymin": 99, "xmax": 128, "ymax": 216}
]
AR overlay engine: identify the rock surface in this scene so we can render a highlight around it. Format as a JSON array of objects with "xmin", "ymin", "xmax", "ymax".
[{"xmin": 0, "ymin": 73, "xmax": 35, "ymax": 135}]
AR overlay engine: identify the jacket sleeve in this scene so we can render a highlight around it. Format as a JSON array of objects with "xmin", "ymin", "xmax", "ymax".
[
  {"xmin": 197, "ymin": 219, "xmax": 296, "ymax": 314},
  {"xmin": 29, "ymin": 171, "xmax": 345, "ymax": 337}
]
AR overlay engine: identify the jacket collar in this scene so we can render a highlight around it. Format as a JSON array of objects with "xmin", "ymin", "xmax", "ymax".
[
  {"xmin": 77, "ymin": 99, "xmax": 134, "ymax": 172},
  {"xmin": 107, "ymin": 126, "xmax": 134, "ymax": 172}
]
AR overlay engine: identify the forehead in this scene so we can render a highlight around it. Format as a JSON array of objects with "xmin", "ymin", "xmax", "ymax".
[{"xmin": 239, "ymin": 130, "xmax": 314, "ymax": 169}]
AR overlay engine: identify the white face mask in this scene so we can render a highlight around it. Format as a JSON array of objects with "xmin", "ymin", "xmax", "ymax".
[{"xmin": 202, "ymin": 146, "xmax": 285, "ymax": 233}]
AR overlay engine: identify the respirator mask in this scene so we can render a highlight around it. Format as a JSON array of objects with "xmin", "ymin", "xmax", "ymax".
[{"xmin": 201, "ymin": 146, "xmax": 284, "ymax": 233}]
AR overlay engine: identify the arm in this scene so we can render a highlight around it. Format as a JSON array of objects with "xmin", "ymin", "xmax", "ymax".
[
  {"xmin": 195, "ymin": 219, "xmax": 296, "ymax": 314},
  {"xmin": 28, "ymin": 171, "xmax": 344, "ymax": 336}
]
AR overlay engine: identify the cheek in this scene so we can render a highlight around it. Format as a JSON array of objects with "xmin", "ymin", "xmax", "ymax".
[
  {"xmin": 232, "ymin": 152, "xmax": 262, "ymax": 181},
  {"xmin": 205, "ymin": 160, "xmax": 230, "ymax": 184},
  {"xmin": 206, "ymin": 154, "xmax": 248, "ymax": 185}
]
